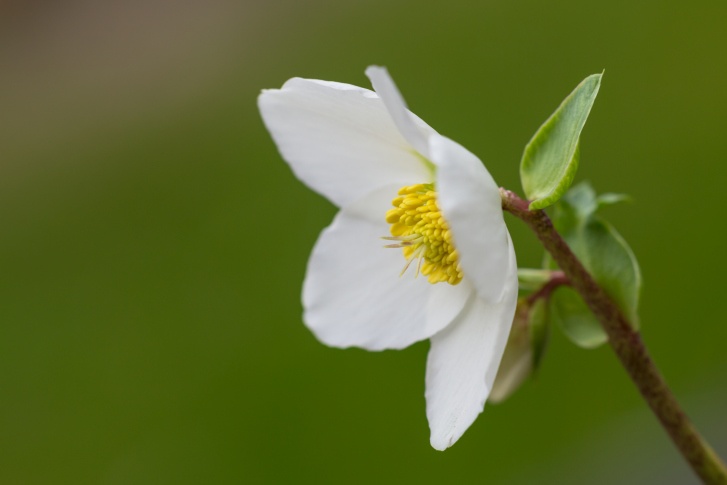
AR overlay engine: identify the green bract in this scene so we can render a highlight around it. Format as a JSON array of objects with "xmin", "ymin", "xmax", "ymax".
[
  {"xmin": 489, "ymin": 297, "xmax": 550, "ymax": 403},
  {"xmin": 548, "ymin": 182, "xmax": 641, "ymax": 348},
  {"xmin": 520, "ymin": 74, "xmax": 602, "ymax": 210},
  {"xmin": 530, "ymin": 297, "xmax": 550, "ymax": 370}
]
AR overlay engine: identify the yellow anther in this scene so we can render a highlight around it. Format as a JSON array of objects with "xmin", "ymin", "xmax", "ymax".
[
  {"xmin": 385, "ymin": 209, "xmax": 401, "ymax": 224},
  {"xmin": 383, "ymin": 184, "xmax": 463, "ymax": 286}
]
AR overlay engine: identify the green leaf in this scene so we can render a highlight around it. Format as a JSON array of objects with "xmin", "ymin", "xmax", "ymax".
[
  {"xmin": 520, "ymin": 73, "xmax": 602, "ymax": 210},
  {"xmin": 546, "ymin": 182, "xmax": 642, "ymax": 347},
  {"xmin": 581, "ymin": 218, "xmax": 641, "ymax": 326},
  {"xmin": 560, "ymin": 181, "xmax": 598, "ymax": 219},
  {"xmin": 549, "ymin": 286, "xmax": 608, "ymax": 348}
]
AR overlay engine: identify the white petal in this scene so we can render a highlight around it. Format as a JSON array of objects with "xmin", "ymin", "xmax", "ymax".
[
  {"xmin": 258, "ymin": 78, "xmax": 432, "ymax": 208},
  {"xmin": 432, "ymin": 134, "xmax": 512, "ymax": 303},
  {"xmin": 302, "ymin": 185, "xmax": 472, "ymax": 351},
  {"xmin": 365, "ymin": 66, "xmax": 436, "ymax": 158},
  {"xmin": 425, "ymin": 238, "xmax": 518, "ymax": 450}
]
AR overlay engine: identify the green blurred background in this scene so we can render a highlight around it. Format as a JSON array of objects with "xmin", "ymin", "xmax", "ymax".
[{"xmin": 1, "ymin": 0, "xmax": 726, "ymax": 483}]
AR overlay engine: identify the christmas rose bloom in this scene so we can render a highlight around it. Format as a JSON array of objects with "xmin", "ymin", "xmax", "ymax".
[{"xmin": 258, "ymin": 66, "xmax": 518, "ymax": 450}]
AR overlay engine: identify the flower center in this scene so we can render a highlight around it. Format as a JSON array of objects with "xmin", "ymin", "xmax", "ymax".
[{"xmin": 384, "ymin": 184, "xmax": 463, "ymax": 285}]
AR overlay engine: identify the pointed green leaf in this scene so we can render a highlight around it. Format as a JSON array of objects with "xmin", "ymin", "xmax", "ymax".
[
  {"xmin": 520, "ymin": 74, "xmax": 602, "ymax": 210},
  {"xmin": 549, "ymin": 286, "xmax": 608, "ymax": 348}
]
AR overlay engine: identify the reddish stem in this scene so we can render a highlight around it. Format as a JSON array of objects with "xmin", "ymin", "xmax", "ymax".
[{"xmin": 501, "ymin": 188, "xmax": 727, "ymax": 485}]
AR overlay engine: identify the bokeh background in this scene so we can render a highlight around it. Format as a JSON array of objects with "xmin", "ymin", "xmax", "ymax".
[{"xmin": 2, "ymin": 0, "xmax": 726, "ymax": 483}]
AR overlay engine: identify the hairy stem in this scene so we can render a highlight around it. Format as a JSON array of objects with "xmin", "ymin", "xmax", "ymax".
[{"xmin": 501, "ymin": 188, "xmax": 727, "ymax": 485}]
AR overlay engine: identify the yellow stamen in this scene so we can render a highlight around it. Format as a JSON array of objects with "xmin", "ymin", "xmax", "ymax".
[{"xmin": 384, "ymin": 184, "xmax": 463, "ymax": 285}]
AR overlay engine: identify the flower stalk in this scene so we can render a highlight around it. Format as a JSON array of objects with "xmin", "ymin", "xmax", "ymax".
[{"xmin": 500, "ymin": 188, "xmax": 727, "ymax": 485}]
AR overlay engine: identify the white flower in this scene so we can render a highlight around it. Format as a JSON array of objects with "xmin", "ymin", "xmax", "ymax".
[{"xmin": 258, "ymin": 66, "xmax": 518, "ymax": 450}]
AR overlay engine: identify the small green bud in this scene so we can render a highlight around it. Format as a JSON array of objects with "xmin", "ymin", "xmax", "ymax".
[
  {"xmin": 517, "ymin": 268, "xmax": 555, "ymax": 291},
  {"xmin": 490, "ymin": 297, "xmax": 549, "ymax": 403}
]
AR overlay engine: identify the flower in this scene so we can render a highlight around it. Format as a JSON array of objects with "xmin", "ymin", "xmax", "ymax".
[{"xmin": 258, "ymin": 66, "xmax": 518, "ymax": 450}]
